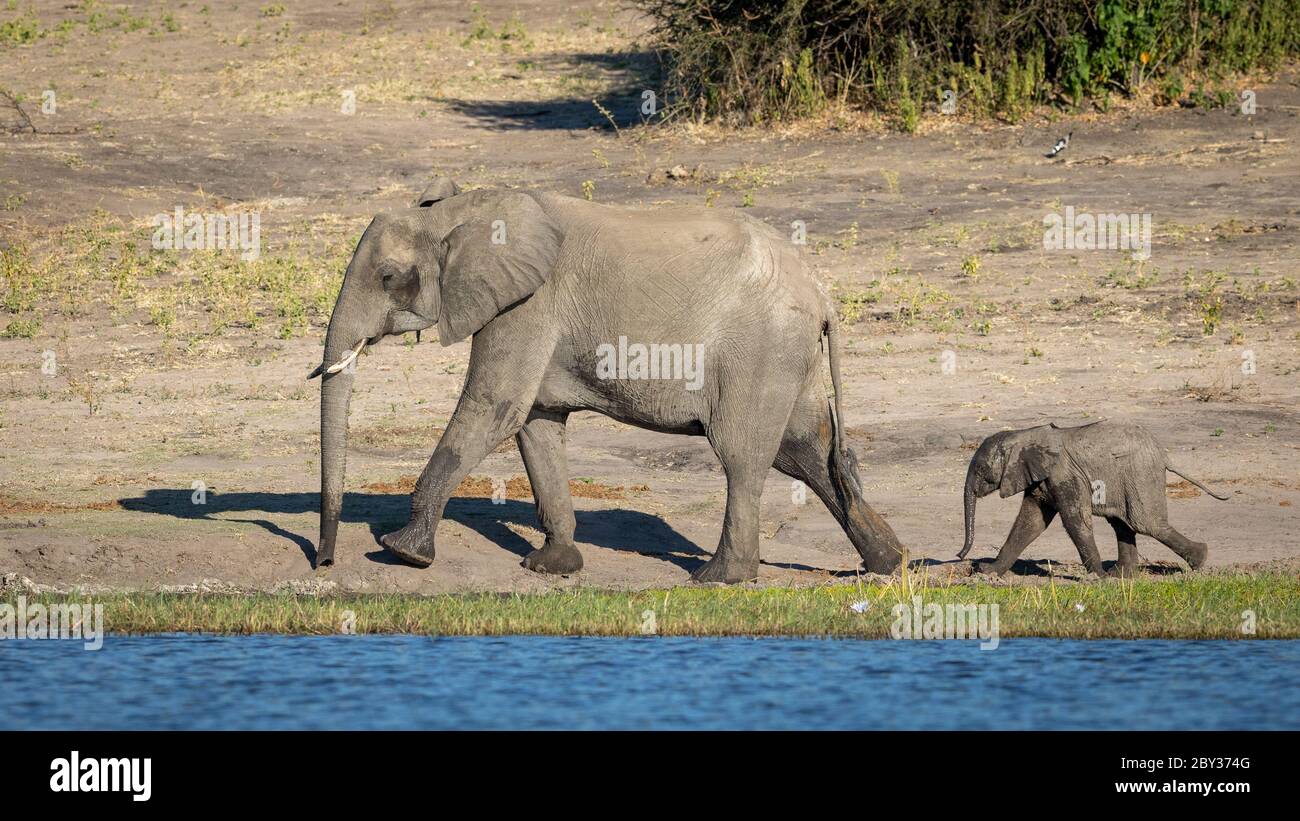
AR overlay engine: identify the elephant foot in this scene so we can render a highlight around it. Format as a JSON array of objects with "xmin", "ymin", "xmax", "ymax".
[
  {"xmin": 1108, "ymin": 564, "xmax": 1139, "ymax": 579},
  {"xmin": 690, "ymin": 553, "xmax": 757, "ymax": 585},
  {"xmin": 983, "ymin": 560, "xmax": 1012, "ymax": 577},
  {"xmin": 522, "ymin": 539, "xmax": 583, "ymax": 575},
  {"xmin": 380, "ymin": 519, "xmax": 435, "ymax": 567},
  {"xmin": 1183, "ymin": 543, "xmax": 1208, "ymax": 571},
  {"xmin": 859, "ymin": 550, "xmax": 903, "ymax": 576},
  {"xmin": 846, "ymin": 506, "xmax": 905, "ymax": 575}
]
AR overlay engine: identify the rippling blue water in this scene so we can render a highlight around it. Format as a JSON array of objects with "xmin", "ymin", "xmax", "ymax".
[{"xmin": 2, "ymin": 636, "xmax": 1296, "ymax": 730}]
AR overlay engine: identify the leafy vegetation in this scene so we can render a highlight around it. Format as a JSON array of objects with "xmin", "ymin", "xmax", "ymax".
[{"xmin": 639, "ymin": 0, "xmax": 1300, "ymax": 125}]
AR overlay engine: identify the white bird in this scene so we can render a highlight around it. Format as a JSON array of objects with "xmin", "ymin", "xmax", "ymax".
[{"xmin": 1044, "ymin": 131, "xmax": 1072, "ymax": 158}]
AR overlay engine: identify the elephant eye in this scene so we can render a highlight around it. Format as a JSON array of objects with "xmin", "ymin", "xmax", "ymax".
[{"xmin": 381, "ymin": 264, "xmax": 418, "ymax": 293}]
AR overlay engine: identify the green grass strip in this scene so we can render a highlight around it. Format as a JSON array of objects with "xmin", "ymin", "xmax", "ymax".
[{"xmin": 4, "ymin": 570, "xmax": 1297, "ymax": 638}]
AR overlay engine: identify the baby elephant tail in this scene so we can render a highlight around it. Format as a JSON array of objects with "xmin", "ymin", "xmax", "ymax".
[{"xmin": 1166, "ymin": 464, "xmax": 1230, "ymax": 501}]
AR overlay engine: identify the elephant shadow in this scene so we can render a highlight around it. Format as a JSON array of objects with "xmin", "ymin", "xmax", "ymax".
[{"xmin": 115, "ymin": 489, "xmax": 708, "ymax": 571}]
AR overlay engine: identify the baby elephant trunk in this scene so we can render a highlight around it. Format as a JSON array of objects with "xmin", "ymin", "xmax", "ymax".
[{"xmin": 959, "ymin": 473, "xmax": 978, "ymax": 560}]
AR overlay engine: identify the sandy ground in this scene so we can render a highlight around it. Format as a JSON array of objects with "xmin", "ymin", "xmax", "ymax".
[{"xmin": 1, "ymin": 1, "xmax": 1297, "ymax": 594}]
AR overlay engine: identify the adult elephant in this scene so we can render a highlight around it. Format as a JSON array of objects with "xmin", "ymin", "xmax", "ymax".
[{"xmin": 310, "ymin": 180, "xmax": 905, "ymax": 582}]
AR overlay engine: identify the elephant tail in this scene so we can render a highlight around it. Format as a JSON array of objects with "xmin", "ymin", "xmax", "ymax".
[
  {"xmin": 823, "ymin": 315, "xmax": 862, "ymax": 498},
  {"xmin": 1166, "ymin": 464, "xmax": 1230, "ymax": 501},
  {"xmin": 824, "ymin": 315, "xmax": 846, "ymax": 454}
]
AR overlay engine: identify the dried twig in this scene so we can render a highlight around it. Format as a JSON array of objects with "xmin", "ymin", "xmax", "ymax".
[
  {"xmin": 0, "ymin": 88, "xmax": 37, "ymax": 133},
  {"xmin": 0, "ymin": 88, "xmax": 80, "ymax": 135}
]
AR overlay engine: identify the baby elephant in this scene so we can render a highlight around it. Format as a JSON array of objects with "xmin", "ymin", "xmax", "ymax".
[{"xmin": 959, "ymin": 421, "xmax": 1228, "ymax": 577}]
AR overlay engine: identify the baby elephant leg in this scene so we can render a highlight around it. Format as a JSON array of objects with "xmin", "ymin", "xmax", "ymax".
[
  {"xmin": 1108, "ymin": 518, "xmax": 1139, "ymax": 578},
  {"xmin": 1057, "ymin": 494, "xmax": 1105, "ymax": 576},
  {"xmin": 988, "ymin": 495, "xmax": 1056, "ymax": 575},
  {"xmin": 1145, "ymin": 522, "xmax": 1208, "ymax": 570}
]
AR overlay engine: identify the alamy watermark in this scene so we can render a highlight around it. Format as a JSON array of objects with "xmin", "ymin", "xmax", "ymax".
[
  {"xmin": 50, "ymin": 751, "xmax": 150, "ymax": 801},
  {"xmin": 1043, "ymin": 206, "xmax": 1151, "ymax": 261},
  {"xmin": 595, "ymin": 336, "xmax": 705, "ymax": 390},
  {"xmin": 0, "ymin": 595, "xmax": 104, "ymax": 650},
  {"xmin": 151, "ymin": 206, "xmax": 262, "ymax": 261},
  {"xmin": 891, "ymin": 596, "xmax": 1000, "ymax": 650}
]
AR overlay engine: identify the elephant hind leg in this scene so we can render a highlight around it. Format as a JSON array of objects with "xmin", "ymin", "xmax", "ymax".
[
  {"xmin": 1108, "ymin": 518, "xmax": 1139, "ymax": 578},
  {"xmin": 692, "ymin": 414, "xmax": 792, "ymax": 585},
  {"xmin": 1143, "ymin": 522, "xmax": 1207, "ymax": 570},
  {"xmin": 772, "ymin": 394, "xmax": 904, "ymax": 574}
]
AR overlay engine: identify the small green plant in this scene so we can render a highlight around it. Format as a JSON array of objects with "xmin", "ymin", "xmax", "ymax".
[
  {"xmin": 1190, "ymin": 273, "xmax": 1226, "ymax": 335},
  {"xmin": 896, "ymin": 80, "xmax": 920, "ymax": 133},
  {"xmin": 1, "ymin": 317, "xmax": 39, "ymax": 338},
  {"xmin": 581, "ymin": 180, "xmax": 595, "ymax": 201},
  {"xmin": 1104, "ymin": 264, "xmax": 1158, "ymax": 289},
  {"xmin": 880, "ymin": 169, "xmax": 900, "ymax": 195},
  {"xmin": 838, "ymin": 221, "xmax": 859, "ymax": 250},
  {"xmin": 835, "ymin": 286, "xmax": 879, "ymax": 324},
  {"xmin": 0, "ymin": 10, "xmax": 40, "ymax": 44},
  {"xmin": 960, "ymin": 254, "xmax": 981, "ymax": 279}
]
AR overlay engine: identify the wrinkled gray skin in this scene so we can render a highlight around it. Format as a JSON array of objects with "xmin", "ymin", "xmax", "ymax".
[
  {"xmin": 960, "ymin": 420, "xmax": 1228, "ymax": 577},
  {"xmin": 312, "ymin": 179, "xmax": 905, "ymax": 582}
]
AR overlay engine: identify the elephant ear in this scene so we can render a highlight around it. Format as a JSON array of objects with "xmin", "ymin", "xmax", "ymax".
[
  {"xmin": 999, "ymin": 443, "xmax": 1058, "ymax": 498},
  {"xmin": 436, "ymin": 192, "xmax": 562, "ymax": 346},
  {"xmin": 414, "ymin": 176, "xmax": 461, "ymax": 207}
]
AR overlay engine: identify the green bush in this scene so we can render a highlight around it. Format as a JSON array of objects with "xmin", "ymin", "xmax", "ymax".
[
  {"xmin": 0, "ymin": 10, "xmax": 41, "ymax": 45},
  {"xmin": 639, "ymin": 0, "xmax": 1300, "ymax": 124}
]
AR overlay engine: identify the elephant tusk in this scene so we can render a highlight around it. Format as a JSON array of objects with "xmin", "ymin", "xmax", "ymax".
[
  {"xmin": 306, "ymin": 363, "xmax": 324, "ymax": 380},
  {"xmin": 320, "ymin": 339, "xmax": 367, "ymax": 376}
]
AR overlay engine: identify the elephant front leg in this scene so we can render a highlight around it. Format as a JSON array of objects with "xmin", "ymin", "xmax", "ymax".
[
  {"xmin": 516, "ymin": 410, "xmax": 583, "ymax": 575},
  {"xmin": 1057, "ymin": 493, "xmax": 1105, "ymax": 576},
  {"xmin": 380, "ymin": 393, "xmax": 530, "ymax": 566},
  {"xmin": 987, "ymin": 495, "xmax": 1056, "ymax": 575}
]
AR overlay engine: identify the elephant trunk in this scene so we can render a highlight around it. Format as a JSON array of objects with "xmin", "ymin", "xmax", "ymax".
[
  {"xmin": 317, "ymin": 301, "xmax": 370, "ymax": 566},
  {"xmin": 958, "ymin": 471, "xmax": 978, "ymax": 560},
  {"xmin": 318, "ymin": 361, "xmax": 354, "ymax": 567}
]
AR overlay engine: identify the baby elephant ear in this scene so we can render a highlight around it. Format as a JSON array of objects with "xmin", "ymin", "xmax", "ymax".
[
  {"xmin": 414, "ymin": 176, "xmax": 461, "ymax": 207},
  {"xmin": 998, "ymin": 443, "xmax": 1058, "ymax": 498},
  {"xmin": 436, "ymin": 192, "xmax": 562, "ymax": 346}
]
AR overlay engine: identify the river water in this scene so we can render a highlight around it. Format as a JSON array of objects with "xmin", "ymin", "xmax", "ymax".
[{"xmin": 2, "ymin": 635, "xmax": 1296, "ymax": 730}]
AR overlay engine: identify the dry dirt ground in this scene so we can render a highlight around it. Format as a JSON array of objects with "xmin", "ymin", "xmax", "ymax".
[{"xmin": 1, "ymin": 1, "xmax": 1297, "ymax": 594}]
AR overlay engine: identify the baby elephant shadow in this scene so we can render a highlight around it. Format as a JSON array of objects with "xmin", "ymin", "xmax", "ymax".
[
  {"xmin": 961, "ymin": 557, "xmax": 1186, "ymax": 578},
  {"xmin": 116, "ymin": 489, "xmax": 705, "ymax": 571}
]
